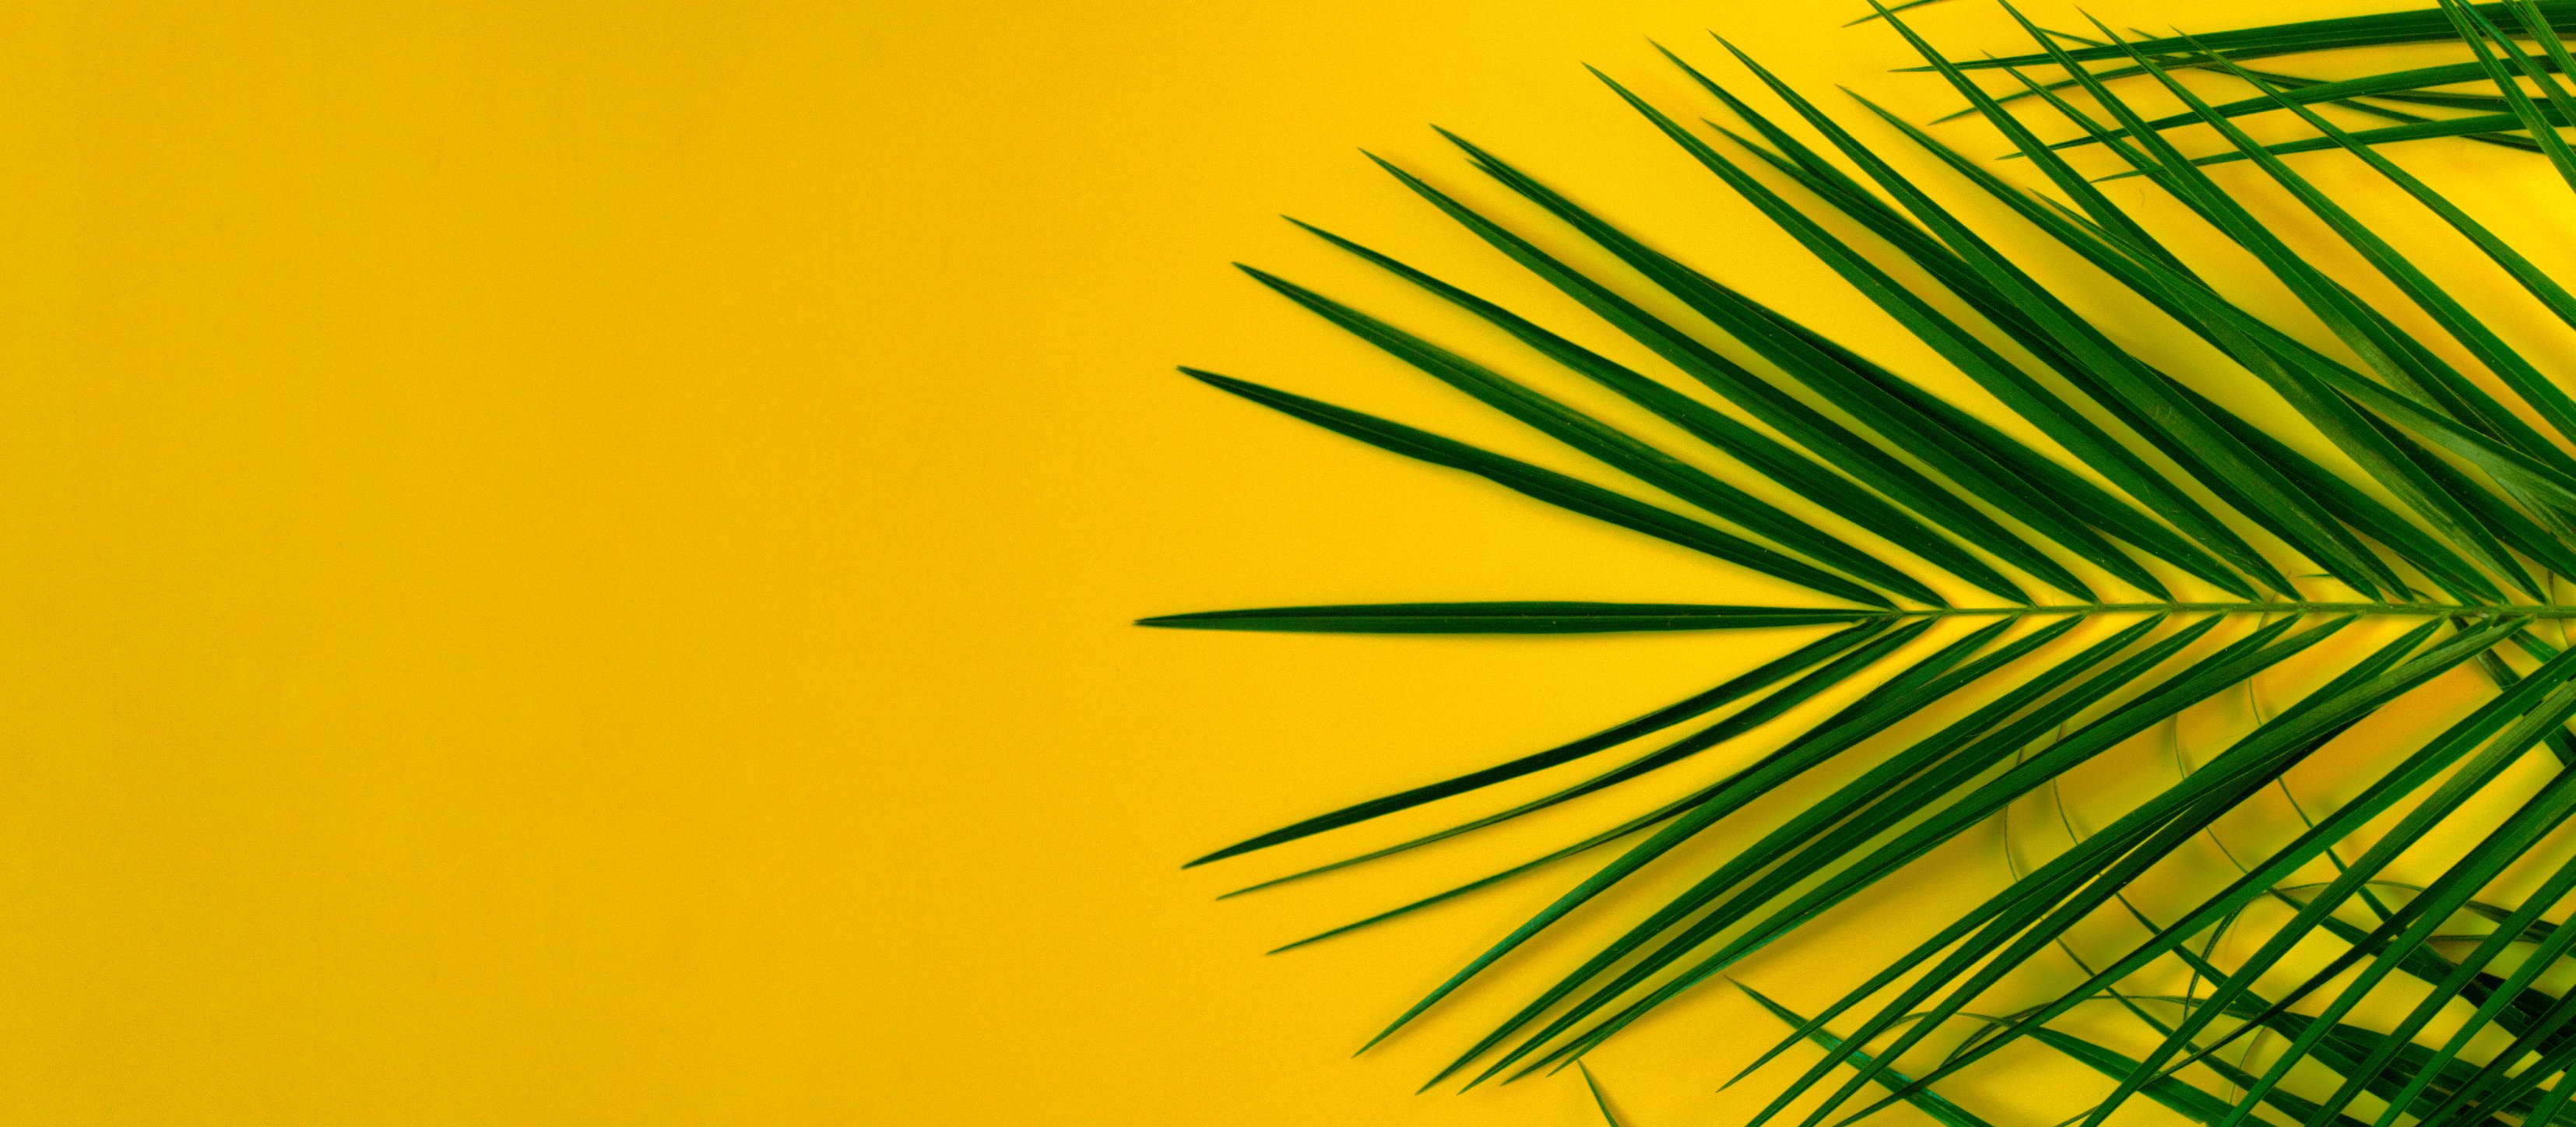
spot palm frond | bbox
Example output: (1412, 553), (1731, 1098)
(1157, 2), (2576, 1122)
(1928, 0), (2576, 162)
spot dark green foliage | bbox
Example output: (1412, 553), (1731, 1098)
(1919, 0), (2576, 161)
(1155, 2), (2576, 1122)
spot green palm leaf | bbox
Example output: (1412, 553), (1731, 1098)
(1924, 0), (2576, 161)
(1158, 2), (2576, 1123)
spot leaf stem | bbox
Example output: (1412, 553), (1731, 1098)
(1891, 602), (2576, 616)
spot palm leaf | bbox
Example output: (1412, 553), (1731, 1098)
(1924, 0), (2576, 156)
(1155, 2), (2576, 1123)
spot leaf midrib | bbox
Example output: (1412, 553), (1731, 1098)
(1893, 602), (2576, 616)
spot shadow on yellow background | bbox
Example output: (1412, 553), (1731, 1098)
(5, 0), (2565, 1123)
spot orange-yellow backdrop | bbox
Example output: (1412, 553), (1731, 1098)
(1, 0), (2557, 1123)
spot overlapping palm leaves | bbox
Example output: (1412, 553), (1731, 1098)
(1911, 0), (2576, 163)
(1152, 2), (2576, 1123)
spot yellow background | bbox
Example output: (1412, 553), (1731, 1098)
(2, 1), (2564, 1124)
